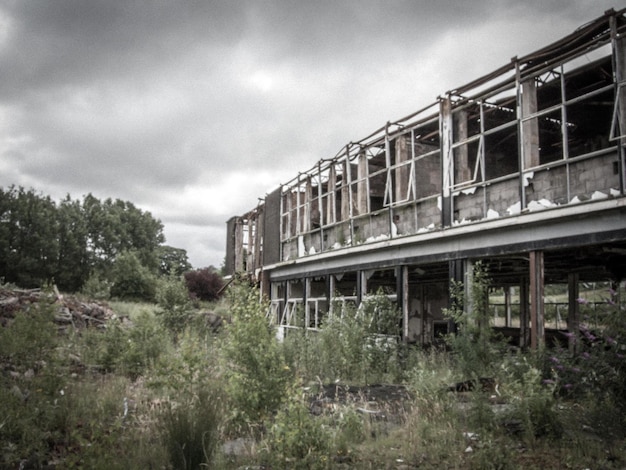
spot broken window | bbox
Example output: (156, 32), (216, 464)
(526, 54), (615, 166)
(451, 85), (519, 186)
(367, 147), (387, 212)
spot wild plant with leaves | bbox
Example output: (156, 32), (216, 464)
(220, 281), (292, 430)
(444, 261), (506, 379)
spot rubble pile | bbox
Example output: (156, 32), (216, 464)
(0, 286), (117, 330)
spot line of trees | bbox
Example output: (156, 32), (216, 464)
(0, 186), (192, 294)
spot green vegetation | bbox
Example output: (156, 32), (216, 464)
(0, 186), (227, 306)
(0, 266), (625, 468)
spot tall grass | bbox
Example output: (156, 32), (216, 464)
(1, 278), (625, 468)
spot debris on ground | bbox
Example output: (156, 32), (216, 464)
(0, 285), (120, 330)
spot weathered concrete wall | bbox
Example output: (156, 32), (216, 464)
(527, 166), (569, 205)
(569, 152), (620, 200)
(486, 178), (519, 216)
(453, 187), (485, 222)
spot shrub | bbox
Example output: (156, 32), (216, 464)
(500, 356), (563, 440)
(110, 250), (157, 302)
(220, 282), (291, 428)
(293, 292), (403, 385)
(405, 351), (463, 466)
(149, 329), (218, 396)
(121, 311), (169, 379)
(263, 383), (332, 469)
(0, 298), (59, 371)
(184, 267), (224, 302)
(545, 285), (626, 426)
(315, 301), (368, 383)
(444, 262), (507, 379)
(78, 311), (168, 379)
(155, 276), (194, 335)
(0, 300), (69, 468)
(80, 272), (112, 299)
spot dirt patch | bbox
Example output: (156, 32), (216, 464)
(309, 383), (413, 420)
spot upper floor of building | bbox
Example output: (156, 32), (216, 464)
(225, 9), (626, 279)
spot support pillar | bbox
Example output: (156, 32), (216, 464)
(260, 270), (270, 300)
(454, 110), (471, 183)
(356, 151), (368, 216)
(419, 284), (427, 344)
(505, 286), (513, 328)
(303, 277), (310, 329)
(529, 251), (545, 349)
(440, 96), (454, 227)
(303, 177), (312, 232)
(447, 259), (465, 334)
(464, 259), (475, 317)
(356, 270), (367, 306)
(341, 160), (351, 221)
(397, 266), (410, 341)
(519, 279), (530, 349)
(567, 273), (580, 354)
(326, 165), (337, 225)
(327, 274), (336, 319)
(395, 135), (411, 202)
(520, 77), (539, 210)
(234, 217), (244, 272)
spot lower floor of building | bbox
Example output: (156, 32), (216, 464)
(261, 201), (626, 350)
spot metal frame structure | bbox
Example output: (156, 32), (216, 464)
(226, 9), (626, 348)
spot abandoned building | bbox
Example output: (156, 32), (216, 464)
(225, 9), (626, 349)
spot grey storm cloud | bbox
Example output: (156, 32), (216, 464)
(0, 0), (618, 268)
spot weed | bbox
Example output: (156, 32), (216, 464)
(155, 275), (194, 336)
(263, 382), (333, 469)
(159, 387), (223, 470)
(220, 282), (292, 430)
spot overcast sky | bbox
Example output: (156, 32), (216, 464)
(0, 1), (619, 268)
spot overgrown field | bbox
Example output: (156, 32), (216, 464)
(1, 273), (625, 469)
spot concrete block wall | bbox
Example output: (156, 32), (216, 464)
(416, 197), (441, 230)
(282, 239), (298, 260)
(486, 178), (519, 216)
(569, 152), (619, 199)
(526, 165), (568, 205)
(322, 221), (351, 251)
(453, 187), (485, 222)
(415, 154), (442, 200)
(304, 230), (322, 254)
(393, 204), (417, 236)
(353, 211), (389, 242)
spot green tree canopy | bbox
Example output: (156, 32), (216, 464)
(157, 245), (192, 277)
(0, 187), (58, 287)
(0, 186), (176, 292)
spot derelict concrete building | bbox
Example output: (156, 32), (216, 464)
(225, 9), (626, 349)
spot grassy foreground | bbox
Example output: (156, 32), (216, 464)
(0, 277), (624, 469)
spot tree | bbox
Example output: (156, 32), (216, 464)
(0, 186), (174, 293)
(112, 199), (164, 271)
(109, 250), (157, 301)
(184, 267), (224, 302)
(0, 186), (13, 281)
(83, 195), (165, 278)
(157, 245), (192, 277)
(0, 187), (58, 287)
(55, 196), (89, 292)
